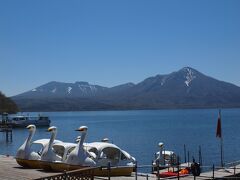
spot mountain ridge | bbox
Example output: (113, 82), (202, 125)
(12, 67), (240, 111)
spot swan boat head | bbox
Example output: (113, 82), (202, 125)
(76, 126), (88, 132)
(16, 124), (40, 160)
(156, 142), (164, 165)
(65, 126), (96, 166)
(40, 126), (62, 162)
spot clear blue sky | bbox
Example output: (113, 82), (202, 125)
(1, 0), (240, 96)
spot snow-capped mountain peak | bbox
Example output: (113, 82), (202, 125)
(78, 84), (97, 92)
(160, 76), (168, 86)
(184, 67), (196, 87)
(67, 87), (72, 94)
(51, 88), (57, 93)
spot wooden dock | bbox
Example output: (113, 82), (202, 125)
(1, 155), (240, 180)
(0, 155), (59, 180)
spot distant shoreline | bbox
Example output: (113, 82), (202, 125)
(14, 106), (240, 113)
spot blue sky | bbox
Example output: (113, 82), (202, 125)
(1, 0), (240, 96)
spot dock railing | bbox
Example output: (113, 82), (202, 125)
(138, 163), (240, 180)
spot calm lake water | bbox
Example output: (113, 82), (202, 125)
(1, 108), (240, 170)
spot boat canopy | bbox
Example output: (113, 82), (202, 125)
(154, 150), (177, 165)
(52, 142), (77, 160)
(33, 139), (62, 147)
(86, 142), (120, 152)
(85, 142), (135, 164)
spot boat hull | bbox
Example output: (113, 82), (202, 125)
(50, 162), (90, 172)
(67, 164), (90, 171)
(16, 159), (134, 176)
(39, 161), (53, 171)
(16, 158), (41, 169)
(50, 162), (133, 176)
(0, 121), (50, 128)
(12, 120), (50, 128)
(50, 162), (72, 172)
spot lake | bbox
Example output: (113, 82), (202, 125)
(1, 108), (240, 171)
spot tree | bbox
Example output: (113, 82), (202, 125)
(0, 91), (19, 114)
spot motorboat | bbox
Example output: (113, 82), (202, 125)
(1, 113), (50, 128)
(11, 115), (50, 127)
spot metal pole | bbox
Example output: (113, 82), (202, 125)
(234, 166), (236, 175)
(64, 170), (67, 180)
(212, 164), (215, 179)
(184, 144), (186, 163)
(218, 109), (224, 167)
(151, 160), (154, 173)
(146, 174), (148, 180)
(198, 145), (201, 166)
(220, 137), (224, 167)
(10, 130), (12, 142)
(108, 161), (111, 180)
(163, 148), (165, 166)
(177, 156), (180, 180)
(156, 160), (160, 180)
(6, 131), (8, 142)
(135, 161), (138, 180)
(187, 151), (190, 166)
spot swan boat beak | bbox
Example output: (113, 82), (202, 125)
(75, 126), (88, 132)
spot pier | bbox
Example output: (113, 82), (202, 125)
(1, 155), (240, 180)
(0, 113), (13, 142)
(0, 155), (59, 180)
(0, 124), (12, 142)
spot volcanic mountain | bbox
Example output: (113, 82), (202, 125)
(12, 67), (240, 111)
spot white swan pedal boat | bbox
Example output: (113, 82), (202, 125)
(16, 125), (136, 176)
(15, 125), (61, 169)
(86, 141), (136, 176)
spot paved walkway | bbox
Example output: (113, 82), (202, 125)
(1, 155), (240, 180)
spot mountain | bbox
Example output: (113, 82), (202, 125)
(111, 67), (240, 108)
(0, 91), (18, 113)
(15, 81), (108, 98)
(12, 67), (240, 111)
